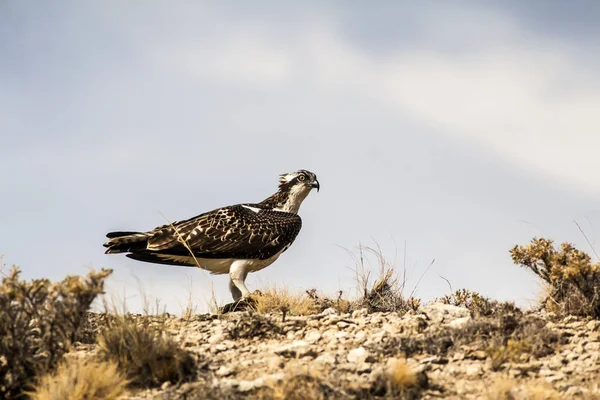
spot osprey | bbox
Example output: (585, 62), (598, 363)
(103, 170), (319, 301)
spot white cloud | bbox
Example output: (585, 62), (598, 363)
(156, 5), (600, 196)
(163, 35), (293, 86)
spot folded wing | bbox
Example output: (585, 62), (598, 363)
(135, 205), (302, 261)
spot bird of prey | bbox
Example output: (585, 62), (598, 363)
(103, 170), (319, 301)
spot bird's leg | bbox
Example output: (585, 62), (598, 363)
(229, 261), (250, 301)
(229, 278), (243, 302)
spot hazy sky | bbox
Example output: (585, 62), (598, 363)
(2, 1), (600, 313)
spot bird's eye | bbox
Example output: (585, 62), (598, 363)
(298, 175), (305, 181)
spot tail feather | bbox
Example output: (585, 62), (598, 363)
(106, 231), (142, 239)
(104, 231), (150, 254)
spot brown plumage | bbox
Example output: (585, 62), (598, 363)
(104, 170), (319, 300)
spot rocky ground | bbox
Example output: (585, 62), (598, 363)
(75, 302), (600, 399)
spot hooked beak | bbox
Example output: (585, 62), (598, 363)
(311, 180), (320, 192)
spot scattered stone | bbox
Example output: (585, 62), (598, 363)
(304, 330), (322, 344)
(347, 347), (369, 364)
(421, 302), (471, 324)
(274, 340), (314, 358)
(216, 365), (234, 377)
(73, 306), (600, 400)
(448, 316), (472, 329)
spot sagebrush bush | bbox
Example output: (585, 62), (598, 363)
(97, 314), (196, 387)
(0, 267), (111, 399)
(30, 357), (127, 400)
(511, 238), (600, 318)
(438, 289), (520, 317)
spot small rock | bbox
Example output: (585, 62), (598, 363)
(357, 363), (372, 374)
(348, 347), (370, 364)
(304, 330), (322, 344)
(565, 386), (583, 397)
(352, 308), (368, 318)
(469, 350), (488, 360)
(544, 372), (566, 383)
(216, 366), (234, 377)
(266, 356), (284, 370)
(420, 302), (471, 324)
(315, 352), (337, 365)
(464, 363), (483, 377)
(207, 330), (225, 344)
(274, 340), (314, 358)
(337, 321), (350, 329)
(354, 330), (367, 342)
(448, 316), (472, 329)
(213, 343), (228, 353)
(586, 320), (600, 332)
(585, 342), (600, 352)
(237, 378), (264, 393)
(321, 307), (338, 316)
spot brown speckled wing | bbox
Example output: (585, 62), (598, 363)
(145, 205), (302, 260)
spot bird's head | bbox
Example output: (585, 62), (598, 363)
(278, 169), (320, 193)
(260, 169), (319, 213)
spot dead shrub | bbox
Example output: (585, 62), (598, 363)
(306, 289), (352, 314)
(97, 314), (196, 388)
(29, 357), (127, 400)
(356, 268), (421, 314)
(369, 358), (428, 400)
(348, 245), (423, 315)
(0, 267), (111, 399)
(511, 238), (600, 318)
(437, 289), (520, 317)
(226, 312), (284, 340)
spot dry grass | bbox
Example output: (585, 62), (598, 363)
(486, 377), (561, 400)
(29, 357), (128, 400)
(0, 267), (111, 398)
(388, 357), (418, 392)
(368, 357), (427, 399)
(96, 314), (196, 388)
(265, 374), (331, 400)
(253, 371), (341, 400)
(350, 245), (423, 314)
(253, 286), (320, 316)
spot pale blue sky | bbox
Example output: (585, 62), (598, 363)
(2, 1), (600, 312)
